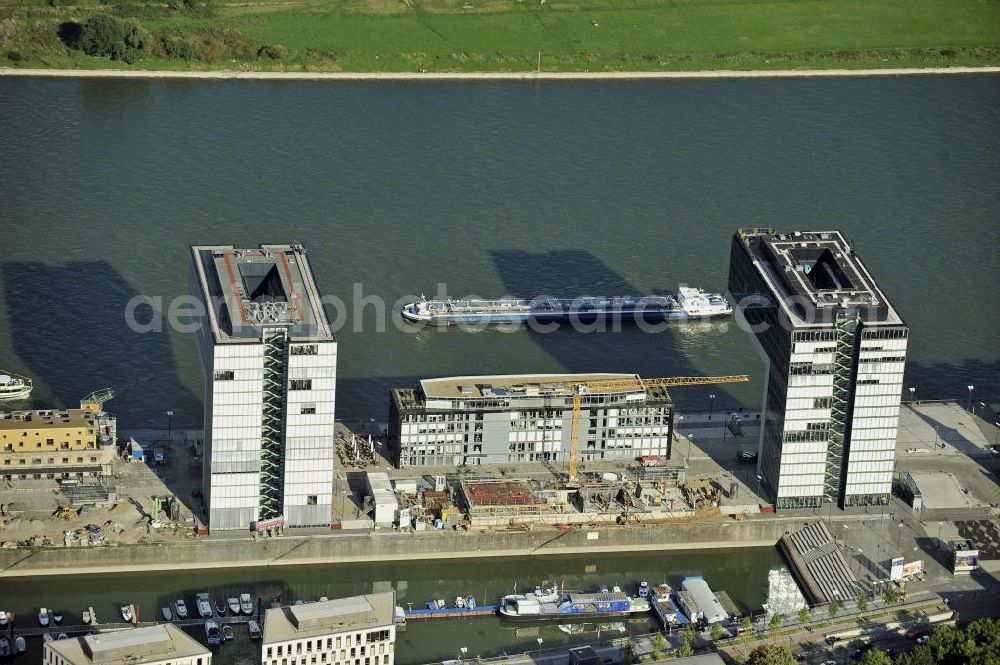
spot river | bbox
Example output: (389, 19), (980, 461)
(0, 548), (783, 663)
(0, 76), (998, 430)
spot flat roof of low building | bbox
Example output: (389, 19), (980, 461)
(190, 243), (334, 344)
(45, 624), (210, 665)
(420, 373), (641, 399)
(263, 592), (394, 644)
(734, 229), (903, 326)
(0, 406), (96, 431)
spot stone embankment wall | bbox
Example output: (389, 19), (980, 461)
(0, 518), (795, 577)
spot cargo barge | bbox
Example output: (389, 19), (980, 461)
(499, 585), (650, 622)
(401, 286), (731, 326)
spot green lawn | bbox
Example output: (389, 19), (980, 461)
(2, 0), (999, 72)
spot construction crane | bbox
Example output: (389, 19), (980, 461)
(566, 374), (750, 482)
(80, 388), (115, 412)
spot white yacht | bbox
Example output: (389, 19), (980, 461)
(0, 372), (32, 401)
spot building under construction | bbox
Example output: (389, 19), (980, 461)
(389, 373), (674, 468)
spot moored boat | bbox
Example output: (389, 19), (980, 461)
(38, 608), (49, 627)
(196, 593), (213, 619)
(175, 598), (188, 619)
(0, 610), (8, 627)
(500, 583), (650, 622)
(215, 599), (227, 616)
(222, 624), (235, 641)
(14, 635), (26, 655)
(638, 581), (650, 599)
(247, 620), (262, 640)
(161, 607), (173, 621)
(239, 594), (254, 615)
(228, 597), (241, 615)
(42, 633), (53, 644)
(205, 620), (222, 647)
(120, 604), (134, 623)
(0, 637), (10, 658)
(0, 372), (32, 401)
(52, 610), (64, 624)
(82, 609), (92, 625)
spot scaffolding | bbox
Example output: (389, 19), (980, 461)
(259, 327), (288, 520)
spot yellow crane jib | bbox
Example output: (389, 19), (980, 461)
(566, 374), (750, 482)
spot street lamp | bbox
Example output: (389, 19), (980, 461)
(934, 425), (942, 450)
(166, 410), (174, 440)
(897, 522), (904, 548)
(967, 385), (975, 412)
(709, 394), (716, 421)
(937, 521), (944, 551)
(756, 473), (763, 500)
(687, 434), (694, 466)
(536, 637), (543, 656)
(908, 387), (916, 404)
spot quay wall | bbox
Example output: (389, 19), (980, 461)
(0, 518), (795, 577)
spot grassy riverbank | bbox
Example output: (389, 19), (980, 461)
(1, 0), (999, 74)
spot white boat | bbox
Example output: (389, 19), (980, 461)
(205, 620), (222, 646)
(175, 598), (188, 619)
(0, 372), (32, 401)
(53, 610), (64, 624)
(239, 593), (253, 615)
(196, 593), (213, 619)
(638, 581), (650, 599)
(42, 633), (54, 643)
(227, 597), (241, 615)
(87, 606), (98, 625)
(161, 607), (173, 621)
(455, 596), (465, 608)
(0, 637), (10, 658)
(222, 624), (235, 641)
(82, 609), (92, 625)
(0, 610), (7, 627)
(14, 636), (26, 654)
(57, 633), (68, 640)
(120, 604), (134, 623)
(39, 607), (49, 627)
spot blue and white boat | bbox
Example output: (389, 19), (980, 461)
(401, 286), (731, 326)
(499, 583), (650, 622)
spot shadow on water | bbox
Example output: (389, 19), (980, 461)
(0, 260), (202, 438)
(486, 248), (744, 398)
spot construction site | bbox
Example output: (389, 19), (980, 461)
(369, 463), (734, 532)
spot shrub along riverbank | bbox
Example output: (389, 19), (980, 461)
(1, 0), (998, 73)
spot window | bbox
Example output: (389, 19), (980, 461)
(301, 404), (317, 415)
(214, 370), (235, 381)
(290, 379), (312, 391)
(290, 344), (318, 355)
(307, 495), (317, 505)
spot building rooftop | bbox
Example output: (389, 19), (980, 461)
(46, 624), (210, 665)
(190, 243), (334, 344)
(0, 406), (97, 431)
(420, 373), (643, 399)
(735, 229), (903, 326)
(263, 592), (394, 644)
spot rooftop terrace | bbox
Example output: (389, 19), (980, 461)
(190, 243), (334, 343)
(735, 229), (903, 326)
